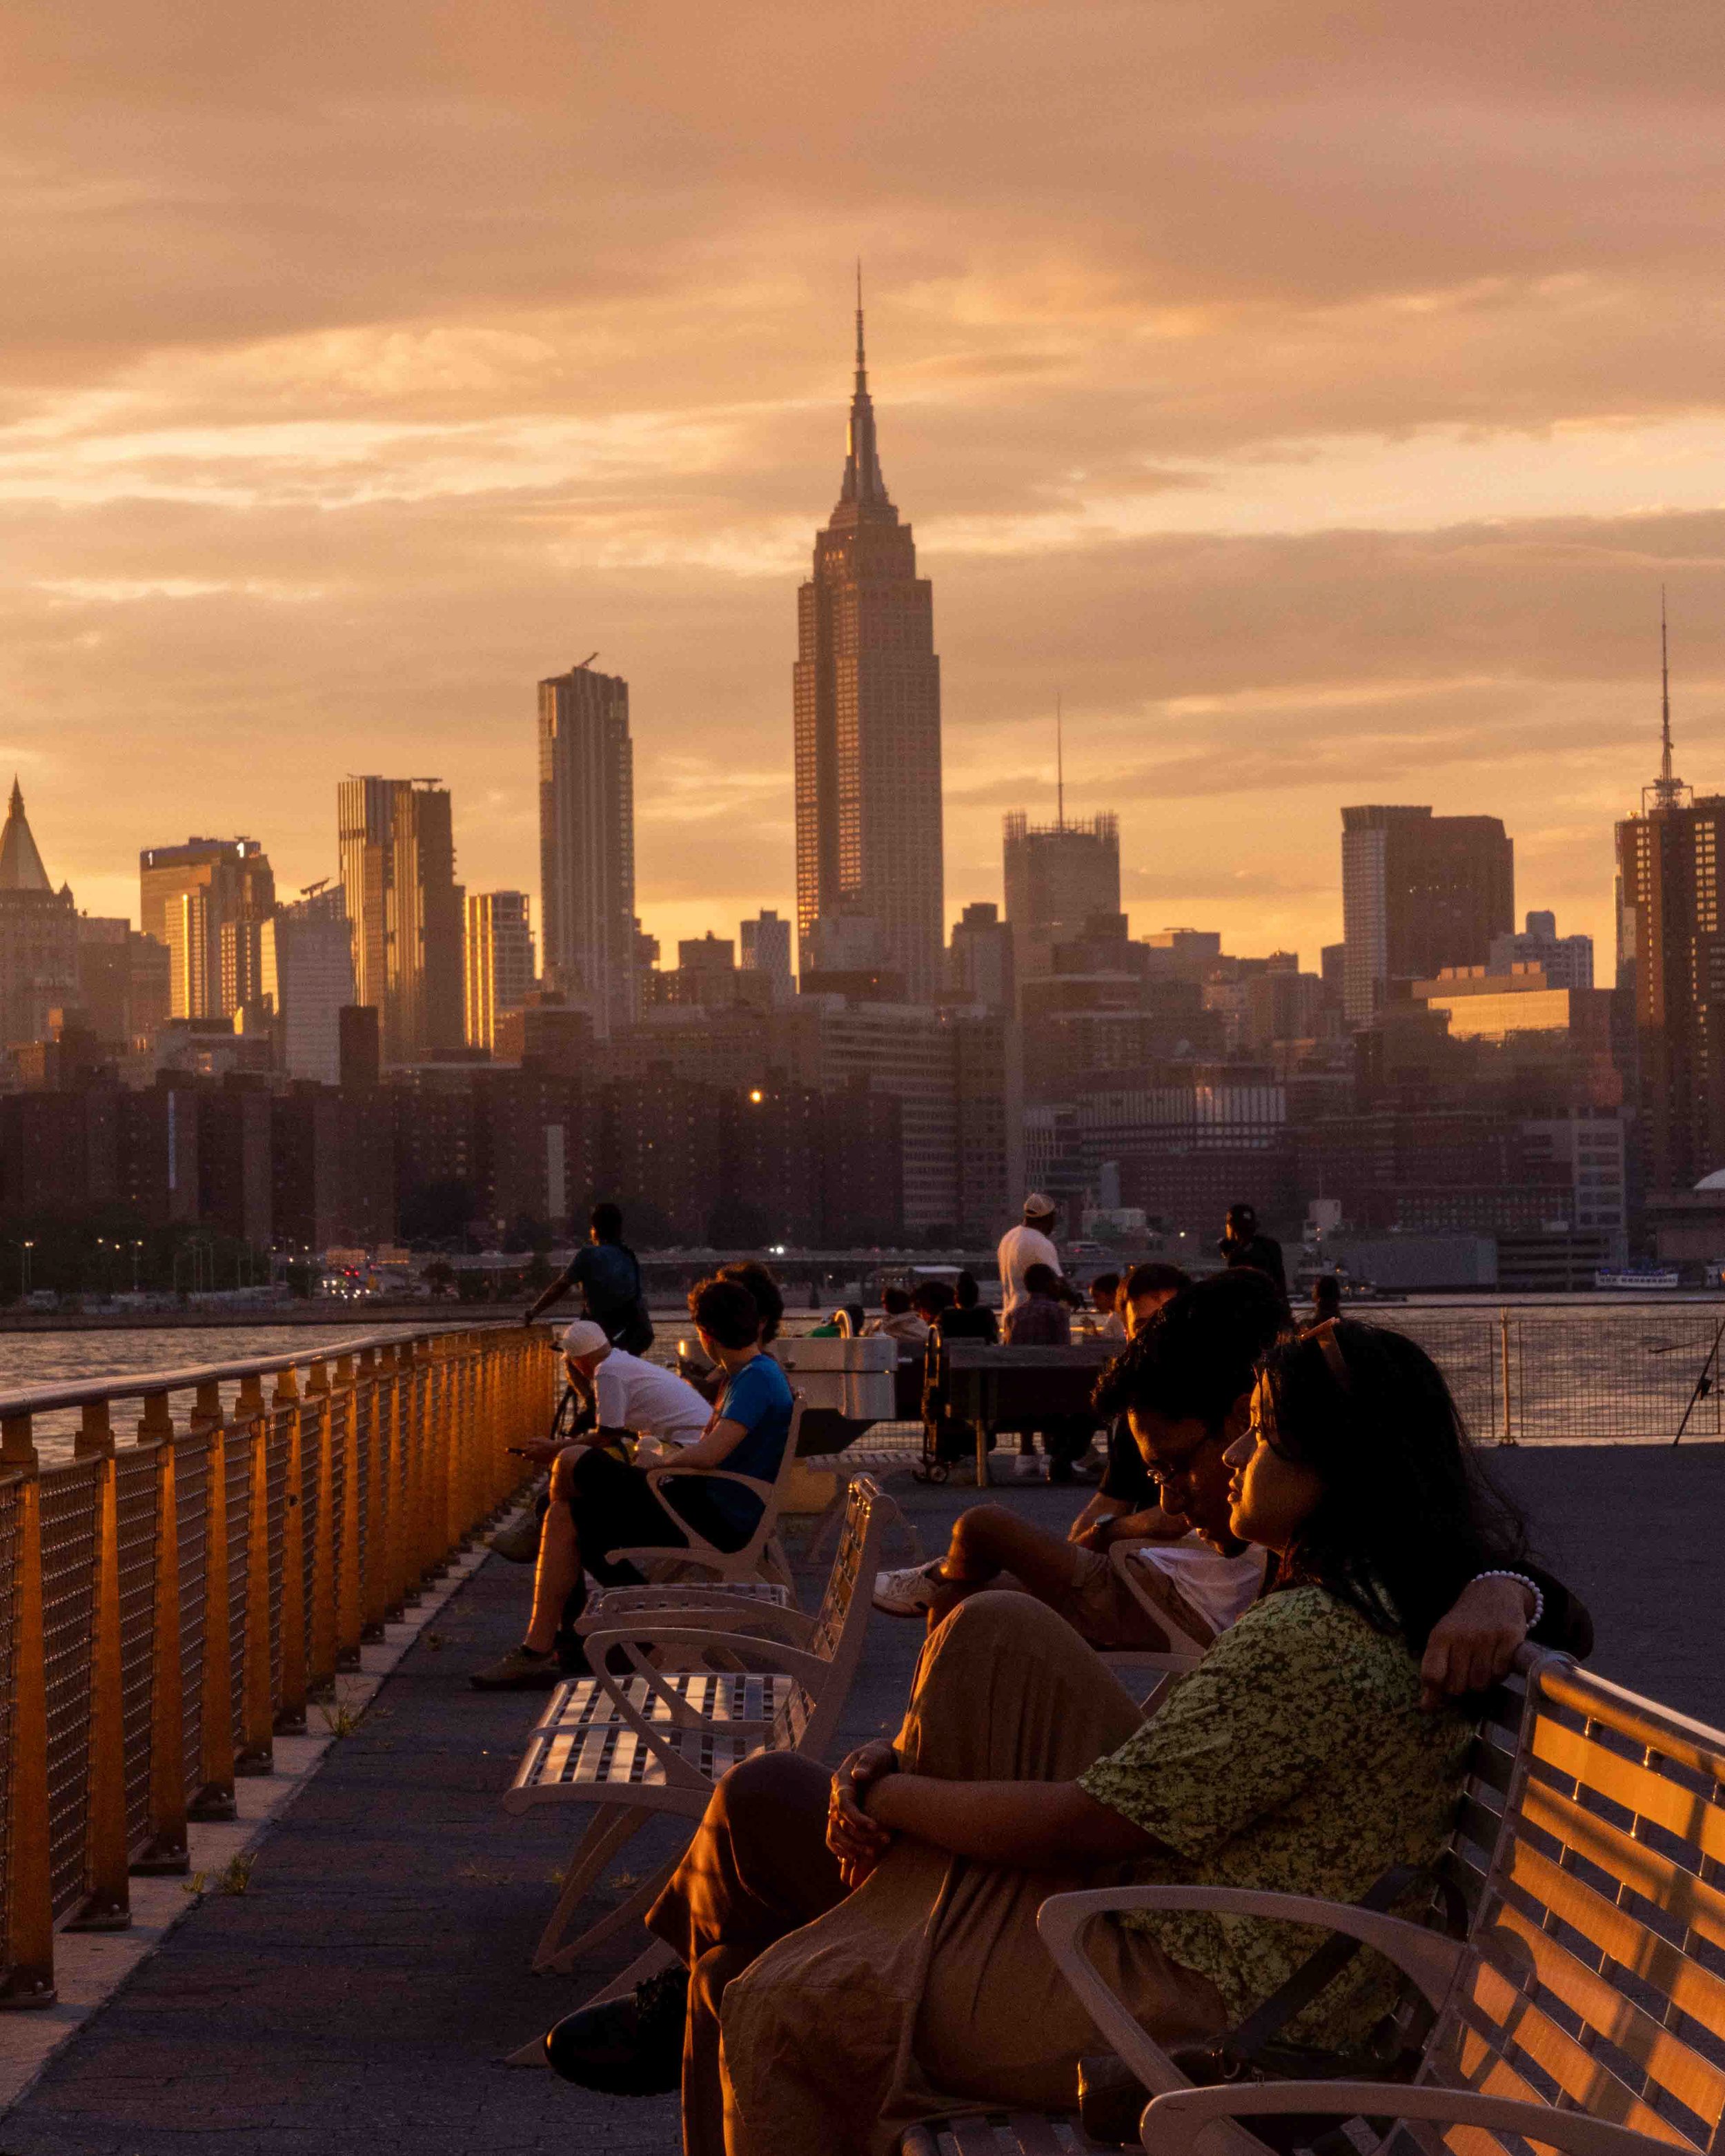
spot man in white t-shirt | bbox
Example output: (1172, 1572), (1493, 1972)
(997, 1194), (1067, 1318)
(996, 1194), (1087, 1481)
(472, 1321), (713, 1690)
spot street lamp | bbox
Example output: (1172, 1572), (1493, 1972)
(21, 1240), (34, 1296)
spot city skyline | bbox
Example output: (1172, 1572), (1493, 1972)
(6, 8), (1725, 971)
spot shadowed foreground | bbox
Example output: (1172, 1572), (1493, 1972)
(3, 1444), (1722, 2156)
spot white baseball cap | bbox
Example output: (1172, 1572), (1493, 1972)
(560, 1320), (611, 1359)
(1023, 1193), (1056, 1219)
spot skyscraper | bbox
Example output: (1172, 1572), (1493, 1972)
(464, 891), (536, 1052)
(337, 778), (464, 1063)
(740, 909), (793, 1001)
(1002, 810), (1121, 985)
(262, 883), (355, 1085)
(1616, 611), (1725, 1192)
(947, 900), (1016, 1012)
(538, 660), (637, 1038)
(793, 284), (943, 1002)
(0, 780), (77, 1049)
(139, 836), (275, 1022)
(1340, 804), (1514, 1027)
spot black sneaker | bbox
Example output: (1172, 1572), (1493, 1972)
(544, 1963), (689, 2096)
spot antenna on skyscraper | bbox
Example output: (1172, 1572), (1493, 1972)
(854, 259), (867, 389)
(1056, 693), (1065, 828)
(1650, 588), (1688, 811)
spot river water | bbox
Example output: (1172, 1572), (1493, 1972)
(6, 1296), (1721, 1466)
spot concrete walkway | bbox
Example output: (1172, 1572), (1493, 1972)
(4, 1444), (1723, 2155)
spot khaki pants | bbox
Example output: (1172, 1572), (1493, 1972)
(647, 1589), (1225, 2156)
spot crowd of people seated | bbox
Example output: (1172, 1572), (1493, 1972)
(517, 1208), (1590, 2156)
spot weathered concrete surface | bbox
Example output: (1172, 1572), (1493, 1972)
(3, 1445), (1721, 2156)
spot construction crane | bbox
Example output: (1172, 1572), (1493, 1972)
(575, 651), (598, 670)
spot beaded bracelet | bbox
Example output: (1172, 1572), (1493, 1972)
(1475, 1569), (1544, 1631)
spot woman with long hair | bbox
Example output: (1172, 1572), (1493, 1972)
(550, 1319), (1584, 2156)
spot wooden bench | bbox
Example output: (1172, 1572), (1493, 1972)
(922, 1339), (1116, 1487)
(903, 1648), (1725, 2155)
(503, 1472), (887, 1981)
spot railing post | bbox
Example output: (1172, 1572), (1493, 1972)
(0, 1419), (56, 2008)
(334, 1356), (362, 1670)
(235, 1375), (273, 1776)
(1499, 1306), (1515, 1445)
(189, 1387), (236, 1821)
(272, 1367), (307, 1735)
(66, 1406), (129, 1932)
(359, 1350), (390, 1641)
(305, 1362), (337, 1699)
(379, 1346), (402, 1614)
(132, 1390), (188, 1875)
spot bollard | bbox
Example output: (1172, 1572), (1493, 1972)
(235, 1376), (274, 1776)
(66, 1406), (130, 1933)
(273, 1367), (308, 1736)
(0, 1420), (57, 2007)
(132, 1391), (188, 1875)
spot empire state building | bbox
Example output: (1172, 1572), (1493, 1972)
(793, 290), (944, 1001)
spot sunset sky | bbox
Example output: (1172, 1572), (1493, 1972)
(5, 1), (1724, 980)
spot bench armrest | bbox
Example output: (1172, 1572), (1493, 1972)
(1138, 2081), (1677, 2156)
(604, 1465), (776, 1573)
(580, 1624), (829, 1723)
(575, 1597), (815, 1647)
(1036, 1885), (1467, 2099)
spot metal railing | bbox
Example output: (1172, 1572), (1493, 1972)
(1369, 1307), (1725, 1445)
(0, 1325), (553, 2009)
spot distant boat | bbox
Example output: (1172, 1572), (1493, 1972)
(1595, 1266), (1682, 1290)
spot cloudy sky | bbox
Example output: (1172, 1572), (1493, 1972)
(5, 1), (1724, 978)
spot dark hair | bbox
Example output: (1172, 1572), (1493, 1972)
(911, 1279), (955, 1318)
(591, 1201), (624, 1241)
(1227, 1203), (1256, 1229)
(1310, 1275), (1342, 1323)
(1090, 1272), (1121, 1303)
(688, 1275), (761, 1351)
(1124, 1261), (1191, 1302)
(881, 1285), (912, 1315)
(1093, 1269), (1283, 1428)
(1259, 1320), (1528, 1655)
(719, 1259), (784, 1345)
(1023, 1263), (1060, 1298)
(954, 1270), (980, 1309)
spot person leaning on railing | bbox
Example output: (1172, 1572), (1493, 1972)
(544, 1318), (1590, 2156)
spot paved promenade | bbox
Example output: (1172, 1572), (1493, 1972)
(4, 1443), (1723, 2155)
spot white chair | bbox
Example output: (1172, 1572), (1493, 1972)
(602, 1394), (804, 1595)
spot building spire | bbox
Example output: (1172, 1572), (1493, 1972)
(836, 268), (891, 516)
(855, 259), (867, 390)
(1651, 586), (1689, 810)
(0, 773), (52, 893)
(1056, 693), (1065, 828)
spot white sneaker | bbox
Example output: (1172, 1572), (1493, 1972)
(873, 1561), (949, 1616)
(1010, 1452), (1045, 1483)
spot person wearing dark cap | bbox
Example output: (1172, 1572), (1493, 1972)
(1219, 1200), (1288, 1310)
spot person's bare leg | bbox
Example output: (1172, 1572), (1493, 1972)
(925, 1504), (1085, 1628)
(524, 1462), (584, 1652)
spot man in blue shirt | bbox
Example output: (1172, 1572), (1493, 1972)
(478, 1275), (793, 1684)
(525, 1201), (653, 1352)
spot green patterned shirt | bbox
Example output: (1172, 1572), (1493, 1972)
(1078, 1581), (1469, 2047)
